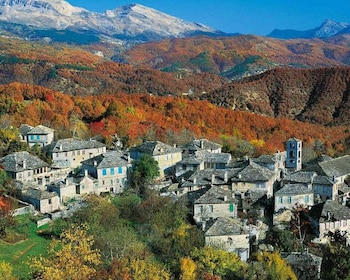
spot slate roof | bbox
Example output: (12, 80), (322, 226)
(283, 171), (317, 184)
(242, 189), (267, 210)
(81, 150), (129, 168)
(182, 168), (240, 188)
(253, 155), (276, 165)
(287, 137), (302, 142)
(22, 188), (57, 200)
(50, 138), (106, 152)
(130, 141), (181, 156)
(205, 217), (245, 236)
(184, 138), (222, 152)
(179, 151), (231, 165)
(231, 161), (274, 182)
(19, 124), (33, 136)
(319, 155), (350, 178)
(0, 151), (49, 172)
(201, 151), (231, 164)
(195, 186), (237, 204)
(27, 125), (54, 135)
(309, 200), (350, 223)
(275, 183), (313, 195)
(283, 252), (322, 267)
(313, 175), (334, 185)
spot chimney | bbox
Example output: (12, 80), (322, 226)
(200, 140), (204, 149)
(84, 169), (88, 177)
(193, 177), (197, 184)
(201, 221), (206, 231)
(22, 159), (26, 169)
(223, 195), (227, 201)
(65, 178), (69, 186)
(211, 174), (215, 184)
(224, 171), (228, 182)
(93, 161), (97, 166)
(238, 173), (242, 179)
(59, 144), (63, 151)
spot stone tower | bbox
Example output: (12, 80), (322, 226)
(286, 137), (302, 171)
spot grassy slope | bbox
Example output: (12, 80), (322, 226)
(0, 215), (50, 279)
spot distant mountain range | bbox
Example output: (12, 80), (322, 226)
(267, 19), (350, 39)
(0, 0), (349, 44)
(0, 0), (223, 43)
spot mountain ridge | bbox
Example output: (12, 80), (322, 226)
(0, 0), (221, 41)
(268, 19), (350, 39)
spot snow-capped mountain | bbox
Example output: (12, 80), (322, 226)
(0, 0), (221, 40)
(268, 19), (350, 39)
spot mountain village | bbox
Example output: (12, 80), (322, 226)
(2, 123), (350, 279)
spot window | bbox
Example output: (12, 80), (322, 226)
(110, 179), (113, 185)
(48, 199), (52, 204)
(118, 167), (123, 174)
(287, 196), (292, 204)
(229, 204), (235, 213)
(209, 205), (213, 213)
(278, 196), (283, 203)
(102, 169), (107, 176)
(199, 206), (203, 213)
(110, 168), (115, 175)
(36, 135), (40, 140)
(305, 195), (309, 203)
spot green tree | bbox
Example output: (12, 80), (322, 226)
(321, 231), (350, 280)
(130, 154), (160, 197)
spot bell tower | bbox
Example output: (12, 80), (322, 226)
(286, 137), (302, 171)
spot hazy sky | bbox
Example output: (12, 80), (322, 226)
(67, 1), (350, 35)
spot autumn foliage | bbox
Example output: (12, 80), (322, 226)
(1, 81), (350, 155)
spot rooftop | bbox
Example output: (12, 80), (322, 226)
(0, 151), (49, 172)
(130, 141), (181, 156)
(81, 150), (129, 168)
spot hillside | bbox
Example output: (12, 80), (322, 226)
(1, 82), (350, 157)
(200, 67), (350, 125)
(119, 35), (350, 79)
(0, 37), (228, 96)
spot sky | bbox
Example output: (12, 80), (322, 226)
(67, 1), (350, 36)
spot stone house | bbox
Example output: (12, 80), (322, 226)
(47, 177), (80, 203)
(318, 155), (350, 185)
(193, 186), (237, 224)
(175, 151), (231, 179)
(81, 150), (130, 194)
(309, 200), (350, 244)
(274, 183), (314, 212)
(204, 217), (251, 261)
(0, 151), (51, 187)
(179, 168), (240, 194)
(130, 141), (182, 178)
(182, 138), (222, 156)
(231, 161), (276, 197)
(313, 175), (337, 202)
(19, 124), (55, 147)
(21, 187), (59, 214)
(46, 138), (106, 169)
(253, 151), (286, 180)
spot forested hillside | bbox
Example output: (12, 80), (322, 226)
(1, 82), (349, 157)
(118, 35), (350, 79)
(0, 37), (227, 96)
(201, 67), (350, 125)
